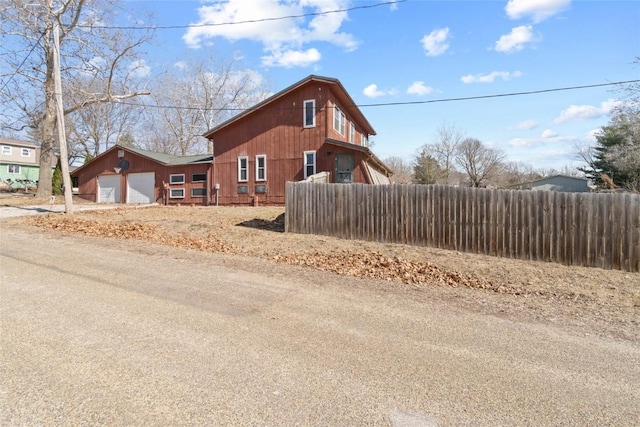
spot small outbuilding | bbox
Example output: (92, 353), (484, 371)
(72, 146), (214, 205)
(513, 174), (591, 193)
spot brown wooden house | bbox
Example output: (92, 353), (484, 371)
(204, 74), (392, 205)
(73, 75), (391, 206)
(72, 145), (214, 205)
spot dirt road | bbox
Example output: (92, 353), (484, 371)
(1, 225), (639, 426)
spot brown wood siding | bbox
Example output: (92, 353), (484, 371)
(209, 81), (374, 205)
(74, 148), (212, 205)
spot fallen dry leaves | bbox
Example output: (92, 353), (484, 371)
(27, 214), (522, 294)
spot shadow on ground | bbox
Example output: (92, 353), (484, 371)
(237, 213), (285, 233)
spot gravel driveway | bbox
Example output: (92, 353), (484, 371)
(1, 224), (639, 426)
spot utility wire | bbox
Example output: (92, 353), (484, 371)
(110, 80), (639, 113)
(78, 0), (405, 30)
(0, 32), (45, 93)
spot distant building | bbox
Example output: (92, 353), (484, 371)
(0, 137), (54, 184)
(512, 174), (591, 193)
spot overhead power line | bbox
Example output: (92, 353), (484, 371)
(79, 0), (406, 30)
(110, 80), (639, 113)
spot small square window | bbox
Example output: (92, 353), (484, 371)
(2, 146), (11, 155)
(192, 173), (207, 182)
(21, 148), (30, 157)
(169, 174), (185, 184)
(170, 188), (185, 198)
(237, 185), (249, 194)
(191, 188), (206, 197)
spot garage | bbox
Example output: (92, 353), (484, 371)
(127, 172), (155, 204)
(98, 175), (121, 203)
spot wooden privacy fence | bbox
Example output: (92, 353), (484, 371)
(285, 182), (640, 272)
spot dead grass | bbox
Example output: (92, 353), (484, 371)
(4, 201), (639, 341)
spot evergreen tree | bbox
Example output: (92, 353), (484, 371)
(413, 148), (444, 184)
(51, 160), (63, 196)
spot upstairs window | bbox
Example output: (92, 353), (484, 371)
(303, 99), (315, 128)
(361, 134), (369, 147)
(2, 146), (11, 155)
(255, 154), (266, 181)
(238, 156), (249, 182)
(349, 123), (355, 143)
(333, 106), (345, 136)
(303, 151), (316, 179)
(21, 148), (30, 156)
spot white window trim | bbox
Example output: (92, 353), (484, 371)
(361, 134), (368, 147)
(333, 106), (345, 136)
(191, 188), (206, 198)
(238, 156), (249, 182)
(7, 164), (20, 174)
(2, 146), (11, 155)
(21, 148), (30, 157)
(255, 154), (267, 182)
(303, 150), (316, 179)
(169, 173), (185, 184)
(169, 188), (185, 199)
(303, 99), (316, 128)
(349, 123), (355, 143)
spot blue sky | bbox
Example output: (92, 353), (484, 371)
(129, 0), (638, 171)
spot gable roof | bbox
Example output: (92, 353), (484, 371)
(531, 174), (588, 184)
(71, 145), (212, 175)
(123, 146), (212, 166)
(203, 75), (376, 138)
(0, 137), (40, 148)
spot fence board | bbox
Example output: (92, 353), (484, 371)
(285, 182), (640, 272)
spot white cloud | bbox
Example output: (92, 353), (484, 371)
(517, 119), (539, 130)
(508, 138), (534, 147)
(183, 0), (357, 68)
(495, 25), (539, 53)
(506, 0), (571, 23)
(262, 48), (321, 68)
(541, 129), (558, 138)
(461, 70), (522, 84)
(129, 59), (151, 78)
(363, 84), (388, 98)
(406, 81), (433, 96)
(421, 27), (450, 57)
(554, 99), (622, 124)
(173, 61), (189, 72)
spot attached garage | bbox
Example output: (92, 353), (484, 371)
(127, 172), (155, 204)
(98, 175), (121, 203)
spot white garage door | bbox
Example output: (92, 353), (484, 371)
(127, 172), (155, 204)
(98, 175), (121, 203)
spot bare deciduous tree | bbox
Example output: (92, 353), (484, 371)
(144, 57), (270, 155)
(383, 156), (413, 184)
(430, 122), (465, 184)
(455, 138), (505, 187)
(0, 0), (152, 197)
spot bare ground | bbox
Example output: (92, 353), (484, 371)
(2, 197), (638, 342)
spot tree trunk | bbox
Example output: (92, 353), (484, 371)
(36, 27), (56, 199)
